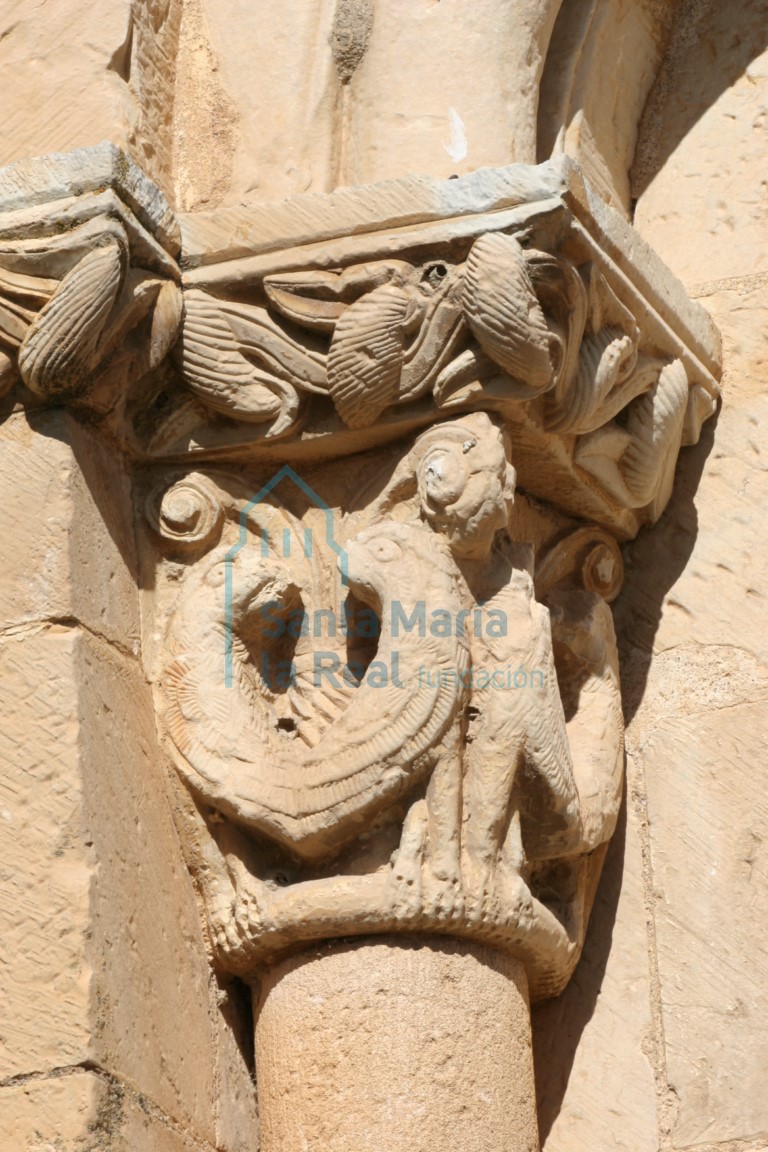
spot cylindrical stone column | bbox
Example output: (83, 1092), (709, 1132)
(255, 936), (539, 1152)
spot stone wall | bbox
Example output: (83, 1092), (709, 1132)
(534, 3), (768, 1150)
(0, 2), (766, 1151)
(0, 413), (259, 1149)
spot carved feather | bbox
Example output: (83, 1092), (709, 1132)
(574, 360), (689, 510)
(0, 297), (36, 348)
(0, 266), (57, 308)
(462, 232), (554, 390)
(161, 524), (467, 860)
(620, 358), (689, 507)
(177, 290), (284, 422)
(327, 283), (410, 428)
(18, 238), (124, 396)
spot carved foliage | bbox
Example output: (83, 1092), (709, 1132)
(0, 212), (182, 407)
(164, 230), (714, 530)
(0, 162), (716, 538)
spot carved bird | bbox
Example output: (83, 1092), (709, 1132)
(162, 522), (469, 861)
(265, 259), (467, 429)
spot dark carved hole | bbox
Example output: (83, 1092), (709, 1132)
(218, 976), (255, 1081)
(344, 591), (380, 682)
(464, 703), (480, 742)
(424, 262), (449, 288)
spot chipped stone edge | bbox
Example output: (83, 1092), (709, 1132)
(0, 144), (721, 382)
(0, 142), (180, 256)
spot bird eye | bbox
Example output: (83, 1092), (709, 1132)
(424, 262), (449, 288)
(373, 538), (401, 563)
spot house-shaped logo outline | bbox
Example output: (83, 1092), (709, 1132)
(224, 465), (348, 687)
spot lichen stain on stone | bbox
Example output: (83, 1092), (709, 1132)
(331, 0), (375, 85)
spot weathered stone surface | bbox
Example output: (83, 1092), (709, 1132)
(532, 798), (658, 1152)
(0, 630), (93, 1078)
(180, 0), (562, 203)
(117, 1094), (220, 1152)
(688, 277), (768, 403)
(0, 623), (258, 1146)
(617, 394), (768, 667)
(539, 0), (675, 215)
(0, 1070), (223, 1152)
(0, 141), (180, 252)
(0, 412), (140, 648)
(342, 0), (561, 184)
(625, 13), (768, 1132)
(256, 938), (539, 1152)
(130, 0), (184, 202)
(615, 386), (768, 1148)
(186, 0), (334, 206)
(636, 684), (768, 1147)
(633, 0), (768, 287)
(618, 394), (768, 1144)
(0, 1), (136, 169)
(0, 1072), (104, 1150)
(75, 631), (218, 1139)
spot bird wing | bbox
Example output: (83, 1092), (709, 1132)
(462, 232), (554, 390)
(18, 238), (124, 396)
(326, 283), (409, 428)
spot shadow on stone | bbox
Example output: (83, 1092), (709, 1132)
(531, 783), (627, 1144)
(633, 0), (768, 198)
(531, 401), (719, 1142)
(615, 399), (719, 727)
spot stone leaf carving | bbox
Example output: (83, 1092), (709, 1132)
(156, 414), (625, 999)
(156, 181), (717, 538)
(174, 289), (326, 434)
(574, 357), (693, 515)
(171, 233), (562, 441)
(0, 147), (181, 410)
(0, 147), (718, 543)
(0, 216), (182, 408)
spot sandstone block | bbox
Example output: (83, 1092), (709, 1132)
(532, 799), (658, 1152)
(0, 411), (140, 647)
(0, 1), (135, 170)
(641, 691), (768, 1147)
(0, 629), (93, 1078)
(0, 624), (257, 1146)
(0, 1071), (104, 1151)
(634, 0), (768, 286)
